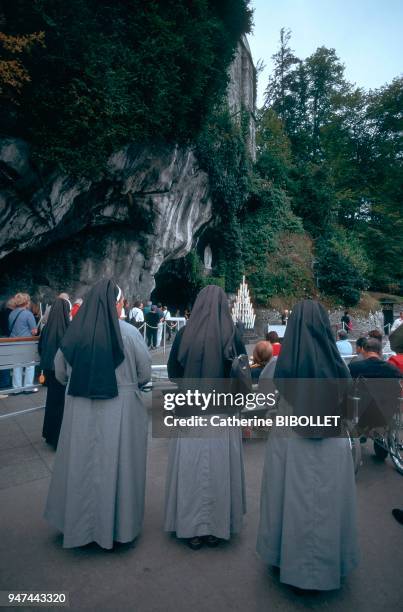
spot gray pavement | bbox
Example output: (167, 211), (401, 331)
(1, 365), (403, 611)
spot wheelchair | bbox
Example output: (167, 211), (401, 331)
(345, 380), (403, 476)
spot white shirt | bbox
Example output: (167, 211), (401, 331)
(390, 317), (403, 333)
(129, 307), (144, 323)
(163, 309), (171, 320)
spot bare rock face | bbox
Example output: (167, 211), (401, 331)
(227, 36), (256, 160)
(0, 141), (211, 300)
(0, 40), (255, 302)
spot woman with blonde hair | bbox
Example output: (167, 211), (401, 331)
(8, 293), (38, 393)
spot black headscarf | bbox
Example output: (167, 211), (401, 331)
(177, 285), (236, 378)
(39, 298), (70, 371)
(390, 324), (403, 353)
(60, 279), (124, 399)
(274, 300), (351, 436)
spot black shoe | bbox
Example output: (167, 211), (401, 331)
(187, 537), (203, 550)
(292, 586), (319, 595)
(24, 388), (39, 394)
(392, 509), (403, 525)
(204, 535), (220, 548)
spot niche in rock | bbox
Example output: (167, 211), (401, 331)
(151, 256), (201, 313)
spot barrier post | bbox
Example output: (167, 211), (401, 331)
(163, 321), (166, 354)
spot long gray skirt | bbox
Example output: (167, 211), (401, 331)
(44, 385), (148, 549)
(256, 433), (359, 590)
(164, 425), (246, 540)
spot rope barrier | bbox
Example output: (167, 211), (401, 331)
(130, 321), (178, 330)
(127, 320), (183, 353)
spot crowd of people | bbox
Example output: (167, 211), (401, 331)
(1, 282), (402, 593)
(121, 300), (187, 349)
(0, 292), (83, 395)
(335, 323), (403, 376)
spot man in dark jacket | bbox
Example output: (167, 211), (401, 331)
(349, 338), (401, 380)
(145, 306), (160, 349)
(349, 337), (401, 433)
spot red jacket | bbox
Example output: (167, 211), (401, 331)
(388, 354), (403, 374)
(71, 303), (80, 318)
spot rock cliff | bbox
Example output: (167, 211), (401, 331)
(0, 40), (255, 302)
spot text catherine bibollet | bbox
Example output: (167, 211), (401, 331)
(162, 390), (341, 428)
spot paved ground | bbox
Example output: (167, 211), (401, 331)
(1, 350), (403, 612)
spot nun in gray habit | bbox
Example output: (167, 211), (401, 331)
(164, 285), (247, 549)
(257, 300), (359, 590)
(44, 280), (151, 549)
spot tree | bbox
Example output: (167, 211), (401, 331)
(1, 0), (252, 174)
(257, 30), (402, 303)
(256, 107), (293, 187)
(0, 10), (44, 104)
(361, 78), (403, 291)
(264, 28), (299, 129)
(315, 228), (368, 305)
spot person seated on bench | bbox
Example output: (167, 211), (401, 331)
(265, 330), (282, 356)
(349, 336), (366, 364)
(349, 337), (401, 433)
(336, 329), (353, 356)
(250, 341), (273, 381)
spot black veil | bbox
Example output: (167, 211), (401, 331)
(60, 280), (124, 399)
(274, 300), (351, 436)
(177, 285), (236, 378)
(390, 324), (403, 353)
(39, 298), (70, 371)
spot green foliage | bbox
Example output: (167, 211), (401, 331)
(241, 182), (311, 303)
(264, 28), (299, 130)
(196, 106), (252, 291)
(258, 30), (403, 302)
(256, 108), (292, 186)
(289, 162), (339, 235)
(200, 275), (226, 290)
(1, 0), (252, 174)
(315, 228), (368, 306)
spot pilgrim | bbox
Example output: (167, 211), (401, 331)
(44, 280), (151, 549)
(164, 285), (247, 550)
(39, 296), (71, 448)
(257, 300), (359, 591)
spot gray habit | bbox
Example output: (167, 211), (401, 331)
(44, 321), (151, 549)
(256, 411), (359, 590)
(164, 426), (246, 540)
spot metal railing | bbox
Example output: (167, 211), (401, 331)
(0, 336), (40, 395)
(0, 364), (169, 421)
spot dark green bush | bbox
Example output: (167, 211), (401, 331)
(315, 229), (368, 305)
(1, 0), (252, 174)
(196, 106), (252, 291)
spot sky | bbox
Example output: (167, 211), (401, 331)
(248, 0), (403, 108)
